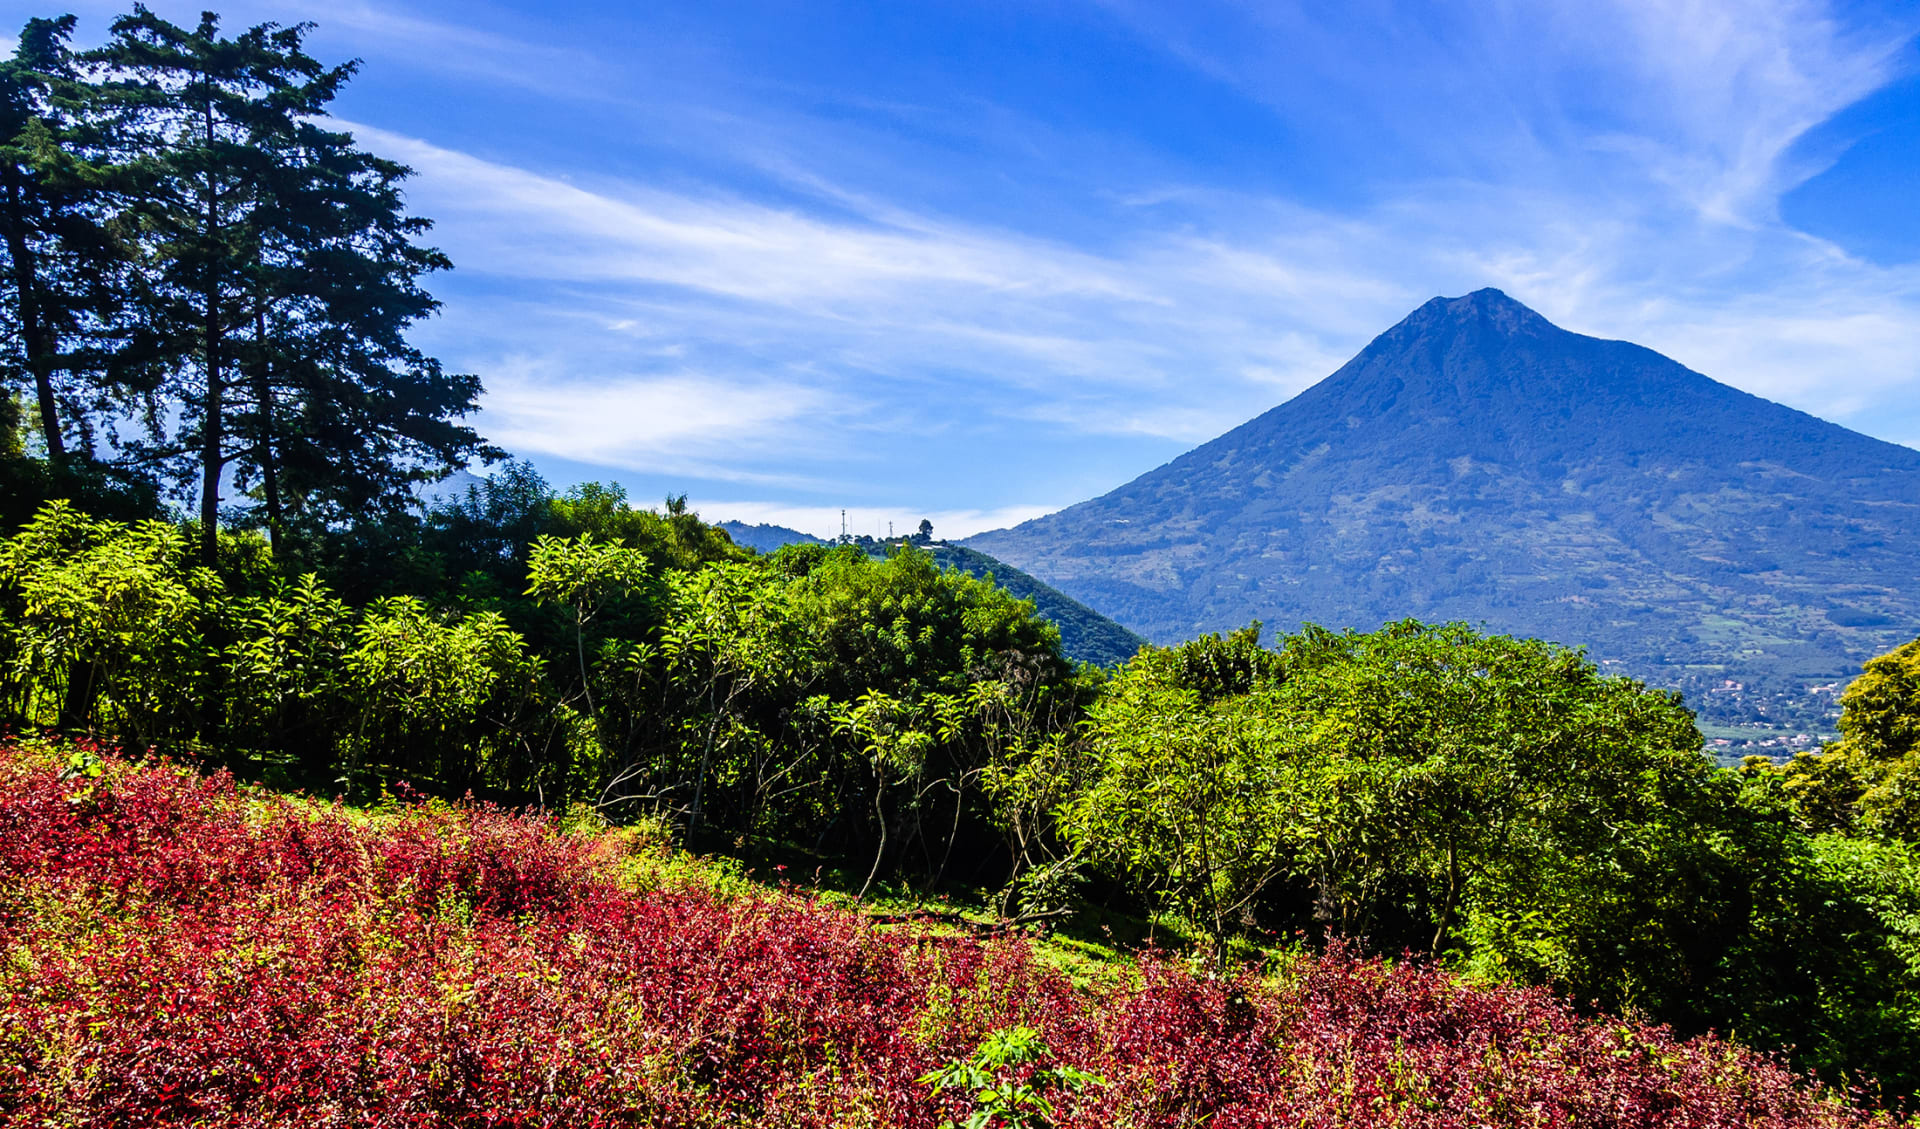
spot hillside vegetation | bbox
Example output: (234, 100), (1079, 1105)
(906, 541), (1147, 668)
(7, 490), (1920, 1106)
(0, 741), (1896, 1128)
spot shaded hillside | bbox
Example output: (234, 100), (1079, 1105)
(967, 289), (1920, 730)
(715, 521), (1146, 666)
(717, 520), (827, 553)
(912, 542), (1147, 667)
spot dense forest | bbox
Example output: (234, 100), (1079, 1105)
(7, 7), (1920, 1120)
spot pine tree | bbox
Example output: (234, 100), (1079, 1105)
(233, 100), (496, 547)
(0, 16), (142, 470)
(96, 6), (491, 561)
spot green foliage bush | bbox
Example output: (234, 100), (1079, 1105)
(0, 502), (537, 792)
(1065, 618), (1920, 1097)
(920, 1026), (1104, 1129)
(0, 501), (219, 741)
(1066, 621), (1711, 988)
(0, 496), (1086, 905)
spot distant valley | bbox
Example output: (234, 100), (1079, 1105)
(966, 289), (1920, 737)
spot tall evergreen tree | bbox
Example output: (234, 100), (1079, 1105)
(233, 96), (496, 546)
(0, 16), (141, 469)
(96, 7), (490, 561)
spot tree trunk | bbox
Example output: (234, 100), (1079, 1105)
(251, 300), (281, 544)
(56, 658), (97, 732)
(199, 288), (222, 565)
(1, 166), (65, 465)
(1431, 840), (1460, 954)
(1199, 812), (1228, 973)
(197, 105), (222, 567)
(857, 772), (888, 902)
(928, 776), (964, 890)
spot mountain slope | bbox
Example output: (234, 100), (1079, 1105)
(967, 289), (1920, 729)
(913, 541), (1147, 667)
(717, 520), (827, 554)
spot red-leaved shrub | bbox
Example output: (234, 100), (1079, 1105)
(0, 743), (1892, 1127)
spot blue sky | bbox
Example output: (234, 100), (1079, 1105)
(10, 0), (1920, 539)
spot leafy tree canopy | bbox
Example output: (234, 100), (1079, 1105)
(1752, 635), (1920, 843)
(1069, 620), (1712, 991)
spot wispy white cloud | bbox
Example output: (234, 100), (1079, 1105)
(272, 1), (624, 100)
(1096, 0), (1916, 223)
(351, 125), (1148, 307)
(382, 69), (1920, 459)
(357, 120), (1409, 453)
(1585, 0), (1914, 220)
(479, 358), (849, 486)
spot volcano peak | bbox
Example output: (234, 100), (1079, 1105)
(1395, 287), (1557, 342)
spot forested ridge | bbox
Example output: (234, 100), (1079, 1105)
(7, 9), (1920, 1126)
(714, 519), (1150, 666)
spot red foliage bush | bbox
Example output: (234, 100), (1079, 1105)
(0, 743), (1892, 1127)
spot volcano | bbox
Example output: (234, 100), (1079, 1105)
(966, 289), (1920, 731)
